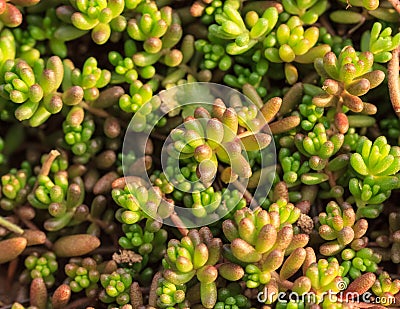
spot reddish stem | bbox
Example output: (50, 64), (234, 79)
(170, 212), (189, 236)
(388, 46), (400, 117)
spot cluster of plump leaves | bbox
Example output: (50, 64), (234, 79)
(210, 2), (279, 55)
(111, 182), (171, 225)
(313, 46), (385, 125)
(371, 272), (400, 306)
(341, 247), (381, 280)
(195, 39), (232, 71)
(127, 1), (185, 68)
(1, 161), (34, 210)
(298, 93), (326, 131)
(223, 61), (268, 96)
(349, 136), (400, 218)
(264, 16), (319, 64)
(27, 168), (85, 231)
(282, 0), (327, 25)
(118, 79), (154, 113)
(0, 56), (84, 126)
(22, 251), (58, 288)
(295, 123), (344, 185)
(156, 277), (187, 308)
(162, 227), (222, 308)
(68, 0), (125, 45)
(167, 98), (272, 188)
(66, 57), (111, 102)
(279, 148), (310, 185)
(64, 257), (101, 295)
(214, 284), (251, 309)
(63, 107), (101, 164)
(318, 201), (368, 256)
(119, 218), (167, 264)
(99, 267), (133, 306)
(126, 94), (165, 132)
(221, 202), (308, 286)
(361, 22), (400, 63)
(25, 8), (85, 59)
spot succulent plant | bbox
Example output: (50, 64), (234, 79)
(113, 182), (153, 225)
(156, 277), (186, 308)
(119, 218), (167, 263)
(1, 161), (34, 210)
(304, 258), (344, 302)
(63, 107), (101, 164)
(223, 62), (268, 96)
(195, 39), (232, 71)
(282, 0), (327, 25)
(0, 56), (84, 126)
(26, 8), (85, 59)
(371, 272), (400, 306)
(264, 16), (319, 63)
(361, 22), (400, 63)
(299, 93), (327, 131)
(294, 123), (344, 184)
(67, 0), (125, 45)
(209, 2), (279, 55)
(222, 206), (309, 287)
(279, 148), (310, 185)
(65, 257), (100, 295)
(349, 136), (400, 218)
(318, 201), (368, 256)
(150, 170), (174, 194)
(118, 79), (154, 113)
(127, 1), (184, 68)
(313, 46), (385, 124)
(22, 251), (58, 288)
(66, 56), (111, 101)
(99, 267), (133, 306)
(341, 247), (381, 279)
(162, 227), (222, 308)
(26, 151), (86, 231)
(214, 285), (251, 309)
(167, 101), (272, 185)
(125, 95), (164, 132)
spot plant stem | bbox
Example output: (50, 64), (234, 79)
(80, 101), (110, 118)
(150, 131), (167, 141)
(232, 179), (258, 209)
(325, 169), (344, 205)
(41, 150), (60, 176)
(170, 212), (189, 236)
(320, 15), (336, 36)
(15, 208), (53, 249)
(217, 164), (258, 208)
(65, 297), (96, 309)
(0, 216), (24, 234)
(388, 46), (400, 117)
(32, 149), (60, 192)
